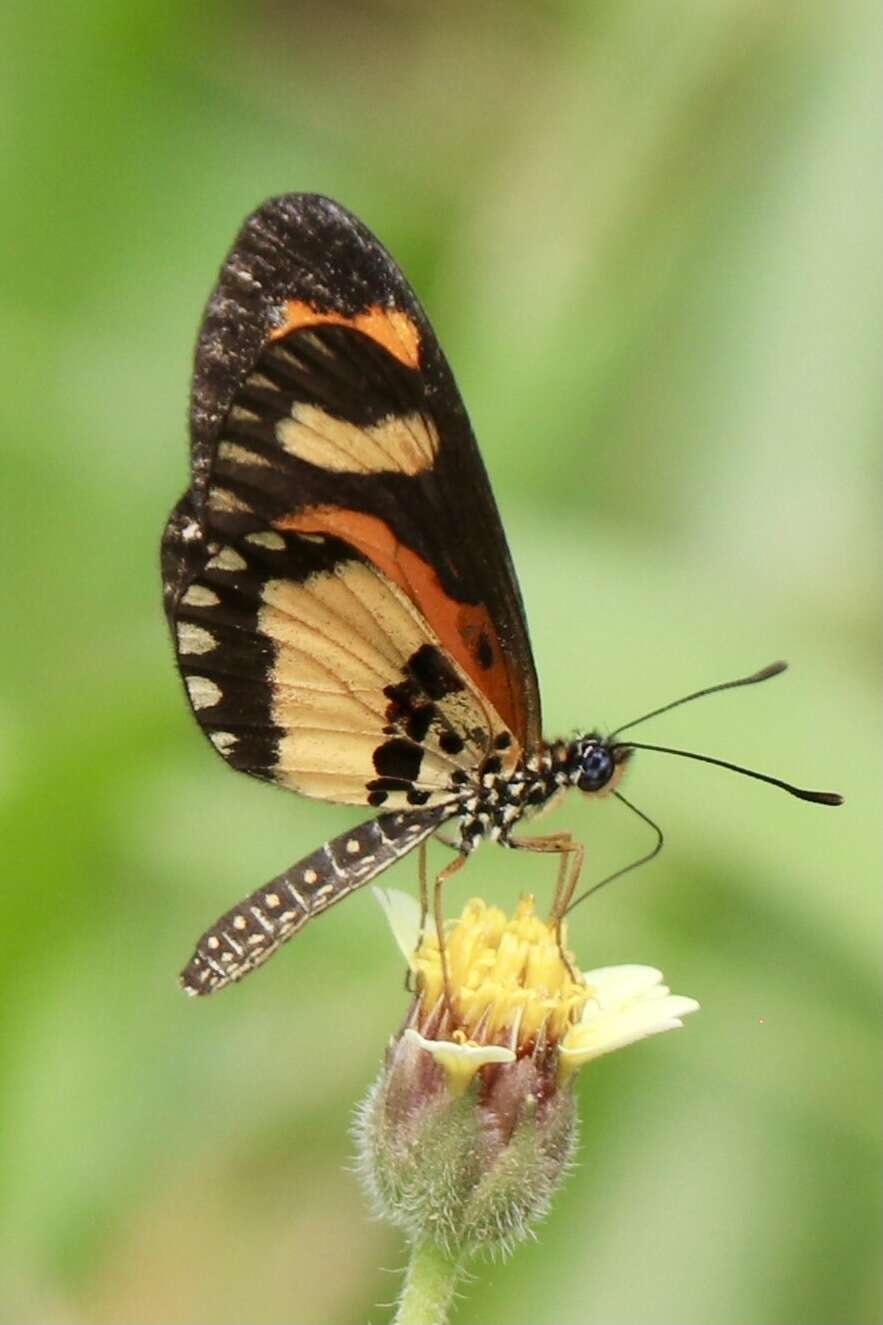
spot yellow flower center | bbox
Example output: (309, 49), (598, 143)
(413, 895), (590, 1050)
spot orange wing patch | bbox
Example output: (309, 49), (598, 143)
(268, 299), (421, 369)
(274, 505), (527, 743)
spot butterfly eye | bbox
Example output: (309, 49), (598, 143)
(577, 745), (615, 793)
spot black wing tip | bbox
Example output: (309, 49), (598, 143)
(245, 192), (359, 236)
(257, 190), (341, 212)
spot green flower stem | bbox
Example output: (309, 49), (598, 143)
(393, 1238), (464, 1325)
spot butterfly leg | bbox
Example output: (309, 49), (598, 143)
(405, 841), (431, 993)
(434, 829), (461, 851)
(507, 832), (586, 916)
(550, 845), (575, 919)
(417, 840), (430, 935)
(434, 852), (468, 1008)
(507, 832), (585, 978)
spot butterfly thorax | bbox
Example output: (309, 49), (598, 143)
(449, 735), (629, 854)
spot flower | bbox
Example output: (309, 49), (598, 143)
(356, 888), (699, 1259)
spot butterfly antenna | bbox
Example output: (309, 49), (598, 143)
(608, 660), (788, 740)
(612, 740), (843, 805)
(565, 791), (664, 913)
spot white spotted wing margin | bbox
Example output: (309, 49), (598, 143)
(180, 806), (452, 995)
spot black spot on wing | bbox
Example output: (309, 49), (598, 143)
(383, 680), (416, 722)
(367, 776), (413, 795)
(373, 738), (423, 782)
(383, 665), (476, 764)
(407, 644), (464, 700)
(439, 731), (465, 756)
(405, 705), (435, 743)
(474, 630), (494, 671)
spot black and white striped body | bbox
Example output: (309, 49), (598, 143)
(449, 740), (582, 853)
(181, 807), (450, 994)
(180, 736), (624, 995)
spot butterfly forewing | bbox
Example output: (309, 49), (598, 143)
(173, 194), (540, 747)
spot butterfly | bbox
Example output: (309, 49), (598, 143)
(162, 194), (842, 996)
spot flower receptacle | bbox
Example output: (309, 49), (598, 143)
(356, 1026), (578, 1258)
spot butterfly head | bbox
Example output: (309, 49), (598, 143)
(571, 734), (632, 796)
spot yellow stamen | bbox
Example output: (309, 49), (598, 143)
(413, 895), (590, 1051)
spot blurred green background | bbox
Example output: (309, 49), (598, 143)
(1, 2), (879, 1322)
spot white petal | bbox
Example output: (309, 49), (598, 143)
(404, 1027), (515, 1096)
(560, 964), (699, 1078)
(373, 887), (422, 967)
(582, 965), (666, 1010)
(658, 995), (701, 1020)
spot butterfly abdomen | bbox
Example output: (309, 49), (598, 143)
(181, 805), (451, 995)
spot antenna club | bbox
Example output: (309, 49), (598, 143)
(755, 660), (788, 680)
(800, 790), (844, 806)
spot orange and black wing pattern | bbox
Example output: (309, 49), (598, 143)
(162, 194), (540, 814)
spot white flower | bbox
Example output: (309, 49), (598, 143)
(559, 964), (699, 1079)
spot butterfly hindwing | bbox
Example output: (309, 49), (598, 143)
(163, 497), (516, 807)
